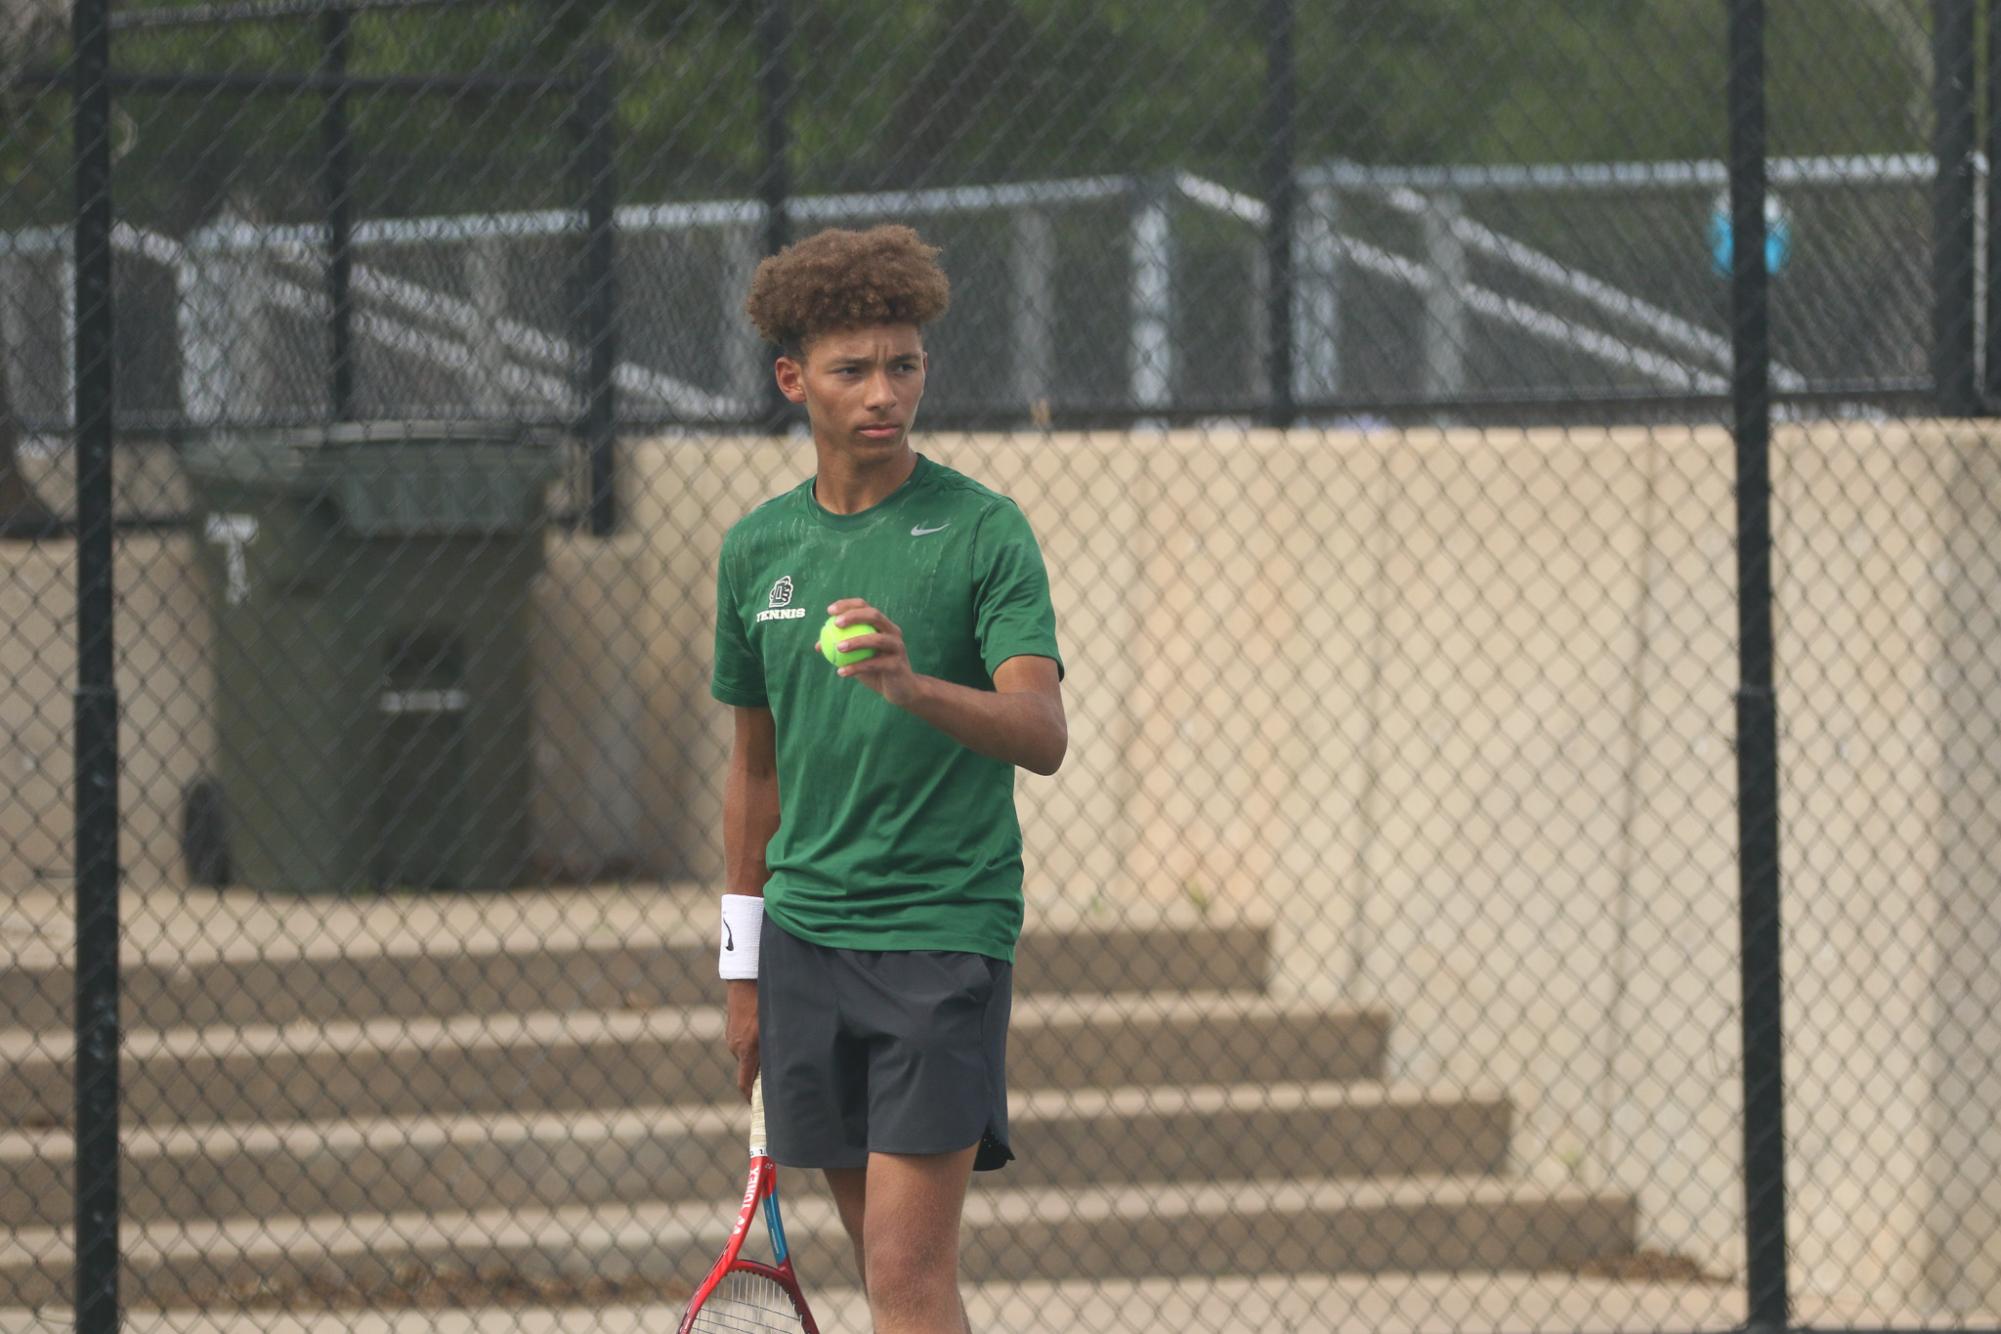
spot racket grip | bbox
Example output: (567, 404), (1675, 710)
(749, 1075), (767, 1156)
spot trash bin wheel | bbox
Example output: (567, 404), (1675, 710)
(181, 776), (231, 887)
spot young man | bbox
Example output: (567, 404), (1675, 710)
(709, 224), (1067, 1334)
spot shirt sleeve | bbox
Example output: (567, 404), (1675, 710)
(971, 500), (1065, 682)
(710, 542), (769, 708)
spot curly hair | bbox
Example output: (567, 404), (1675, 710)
(744, 224), (951, 354)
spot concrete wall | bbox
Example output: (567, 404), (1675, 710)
(0, 420), (1995, 1314)
(0, 534), (214, 894)
(1922, 439), (2001, 1314)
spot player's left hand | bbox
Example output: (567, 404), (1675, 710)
(820, 598), (921, 708)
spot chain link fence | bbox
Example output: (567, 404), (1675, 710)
(3, 0), (1999, 1331)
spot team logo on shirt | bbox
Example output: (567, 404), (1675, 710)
(755, 575), (806, 623)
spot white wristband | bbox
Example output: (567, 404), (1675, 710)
(719, 894), (764, 980)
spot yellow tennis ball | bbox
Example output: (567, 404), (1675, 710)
(819, 616), (876, 667)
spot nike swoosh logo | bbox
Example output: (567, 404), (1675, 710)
(911, 523), (951, 536)
(723, 921), (734, 951)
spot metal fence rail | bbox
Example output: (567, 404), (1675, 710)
(0, 152), (1964, 440)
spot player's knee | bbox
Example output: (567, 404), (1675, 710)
(863, 1228), (959, 1322)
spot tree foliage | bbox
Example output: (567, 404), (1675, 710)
(2, 0), (1943, 229)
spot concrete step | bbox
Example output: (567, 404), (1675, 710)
(1, 994), (1389, 1128)
(0, 918), (1271, 1035)
(1, 1081), (1510, 1230)
(816, 1273), (1751, 1334)
(0, 1270), (1781, 1334)
(0, 1175), (1637, 1309)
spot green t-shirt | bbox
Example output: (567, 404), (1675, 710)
(710, 454), (1064, 962)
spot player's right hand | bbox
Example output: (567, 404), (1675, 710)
(725, 979), (759, 1102)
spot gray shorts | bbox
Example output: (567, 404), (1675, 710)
(757, 919), (1014, 1172)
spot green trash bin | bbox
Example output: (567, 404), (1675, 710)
(183, 422), (561, 893)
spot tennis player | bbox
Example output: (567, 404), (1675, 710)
(710, 224), (1067, 1334)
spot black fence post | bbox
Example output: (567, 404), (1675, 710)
(757, 0), (791, 429)
(573, 55), (618, 536)
(1261, 0), (1295, 428)
(69, 0), (123, 1322)
(320, 5), (355, 420)
(1934, 0), (1979, 415)
(1986, 0), (2001, 405)
(1727, 3), (1789, 1332)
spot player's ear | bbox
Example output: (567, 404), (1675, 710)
(773, 354), (807, 405)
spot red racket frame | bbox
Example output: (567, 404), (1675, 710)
(677, 1145), (819, 1334)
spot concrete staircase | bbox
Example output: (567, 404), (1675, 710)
(0, 901), (1637, 1310)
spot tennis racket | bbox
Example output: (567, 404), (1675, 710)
(676, 1076), (819, 1333)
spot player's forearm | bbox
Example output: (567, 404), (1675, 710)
(899, 675), (1068, 775)
(721, 763), (781, 896)
(719, 759), (769, 1085)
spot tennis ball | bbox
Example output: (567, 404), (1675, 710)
(819, 616), (876, 667)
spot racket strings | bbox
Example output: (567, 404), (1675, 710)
(686, 1269), (808, 1333)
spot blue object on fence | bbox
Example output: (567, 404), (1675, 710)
(1709, 191), (1793, 278)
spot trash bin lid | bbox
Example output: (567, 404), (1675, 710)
(297, 421), (563, 450)
(184, 421), (565, 534)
